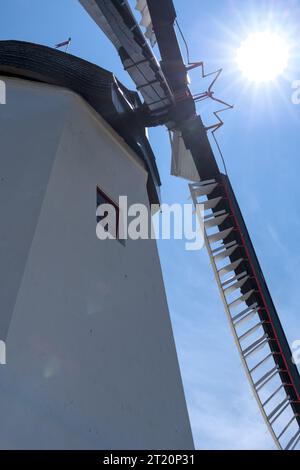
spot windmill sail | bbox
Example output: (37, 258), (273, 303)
(135, 0), (156, 47)
(170, 130), (199, 182)
(79, 0), (173, 119)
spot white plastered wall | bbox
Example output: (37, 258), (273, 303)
(0, 76), (193, 449)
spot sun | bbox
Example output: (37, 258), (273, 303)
(236, 31), (289, 82)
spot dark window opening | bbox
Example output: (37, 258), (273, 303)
(96, 186), (119, 240)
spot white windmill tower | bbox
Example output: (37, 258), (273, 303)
(0, 39), (193, 449)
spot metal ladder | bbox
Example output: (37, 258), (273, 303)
(189, 177), (300, 450)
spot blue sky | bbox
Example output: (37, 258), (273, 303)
(1, 0), (300, 450)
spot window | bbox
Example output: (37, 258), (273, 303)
(96, 186), (119, 240)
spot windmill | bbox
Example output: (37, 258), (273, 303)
(79, 0), (300, 450)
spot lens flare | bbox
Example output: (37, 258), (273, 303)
(236, 32), (289, 82)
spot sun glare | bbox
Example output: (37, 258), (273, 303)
(236, 31), (289, 82)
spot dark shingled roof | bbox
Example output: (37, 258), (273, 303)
(0, 40), (161, 204)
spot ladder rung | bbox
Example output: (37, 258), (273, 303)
(277, 414), (296, 440)
(214, 244), (239, 262)
(191, 179), (216, 188)
(203, 196), (222, 210)
(255, 366), (278, 390)
(218, 258), (243, 277)
(232, 302), (258, 322)
(285, 428), (300, 450)
(233, 307), (260, 327)
(224, 275), (249, 295)
(222, 271), (248, 287)
(270, 399), (290, 425)
(249, 353), (273, 373)
(263, 384), (284, 407)
(212, 240), (237, 254)
(243, 334), (268, 358)
(192, 182), (218, 197)
(207, 227), (233, 244)
(229, 290), (254, 310)
(238, 318), (263, 341)
(205, 213), (229, 228)
(204, 209), (226, 221)
(290, 430), (300, 451)
(268, 397), (290, 421)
